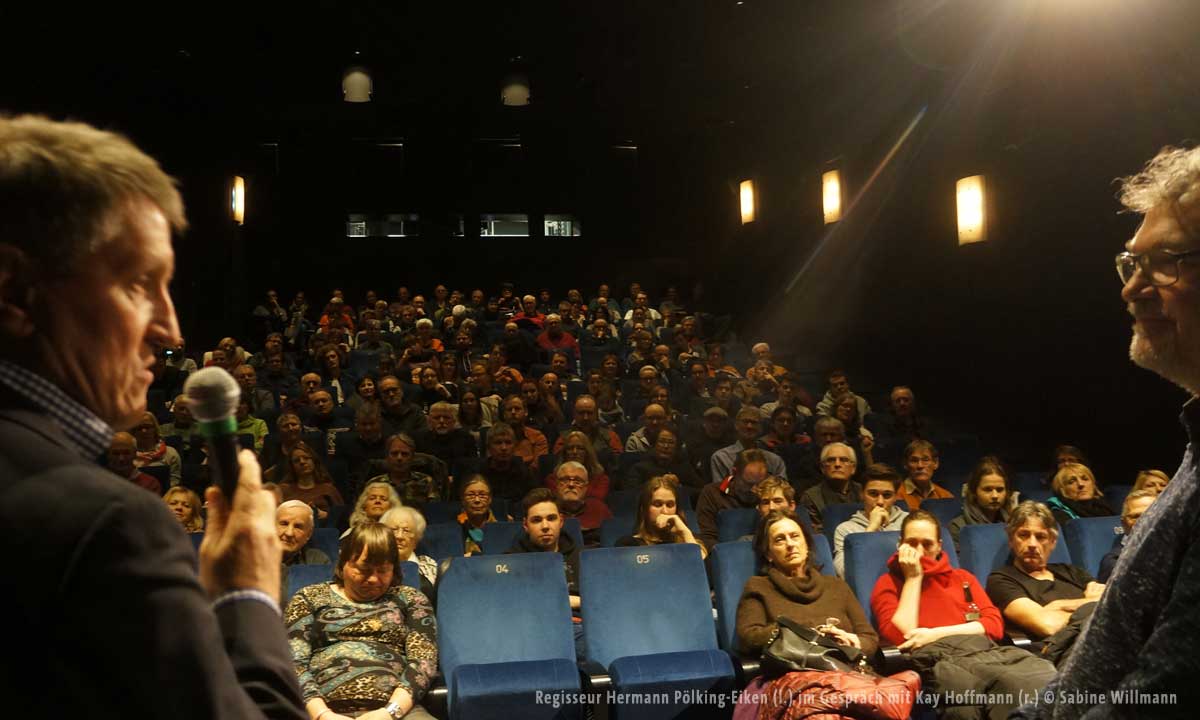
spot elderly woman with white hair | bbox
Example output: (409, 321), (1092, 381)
(380, 505), (438, 599)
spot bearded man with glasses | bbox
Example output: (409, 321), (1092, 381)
(1016, 145), (1200, 719)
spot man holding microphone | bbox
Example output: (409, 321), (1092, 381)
(0, 115), (304, 718)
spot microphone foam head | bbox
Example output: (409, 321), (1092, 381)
(183, 367), (241, 422)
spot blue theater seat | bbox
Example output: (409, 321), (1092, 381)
(600, 514), (637, 547)
(418, 522), (466, 561)
(717, 507), (758, 543)
(959, 523), (1071, 587)
(437, 553), (582, 720)
(920, 497), (962, 530)
(710, 537), (837, 654)
(285, 563), (332, 602)
(1062, 516), (1122, 578)
(309, 527), (342, 562)
(579, 545), (735, 720)
(820, 502), (861, 545)
(843, 531), (900, 627)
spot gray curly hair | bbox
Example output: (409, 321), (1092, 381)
(1119, 145), (1200, 213)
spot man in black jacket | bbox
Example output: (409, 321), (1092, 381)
(507, 487), (584, 659)
(0, 115), (305, 719)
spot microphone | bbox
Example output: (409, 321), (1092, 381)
(183, 367), (242, 499)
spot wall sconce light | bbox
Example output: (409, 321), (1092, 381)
(230, 176), (245, 225)
(956, 174), (986, 245)
(740, 179), (756, 224)
(342, 66), (373, 103)
(822, 170), (842, 224)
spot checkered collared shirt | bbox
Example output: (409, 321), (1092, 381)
(0, 359), (112, 461)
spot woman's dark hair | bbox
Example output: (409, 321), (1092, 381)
(633, 474), (689, 539)
(966, 455), (1011, 506)
(753, 509), (821, 575)
(651, 427), (681, 463)
(900, 508), (942, 538)
(279, 441), (333, 486)
(356, 373), (377, 393)
(333, 522), (400, 587)
(1053, 444), (1088, 467)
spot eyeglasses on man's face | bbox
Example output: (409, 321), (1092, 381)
(1115, 248), (1200, 287)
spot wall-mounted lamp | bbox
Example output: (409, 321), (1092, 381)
(342, 66), (373, 103)
(956, 174), (986, 245)
(740, 179), (756, 224)
(822, 170), (842, 224)
(230, 176), (245, 225)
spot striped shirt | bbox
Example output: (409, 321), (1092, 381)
(0, 359), (112, 461)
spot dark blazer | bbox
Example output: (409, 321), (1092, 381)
(0, 391), (306, 719)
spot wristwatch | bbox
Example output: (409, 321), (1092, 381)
(384, 701), (403, 719)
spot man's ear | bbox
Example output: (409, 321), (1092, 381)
(0, 244), (37, 339)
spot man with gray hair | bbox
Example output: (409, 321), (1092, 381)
(0, 115), (304, 716)
(802, 442), (861, 533)
(553, 460), (611, 546)
(1014, 146), (1200, 719)
(276, 500), (329, 600)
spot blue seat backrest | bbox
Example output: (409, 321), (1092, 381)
(711, 541), (757, 652)
(419, 522), (466, 561)
(811, 534), (836, 577)
(480, 521), (525, 554)
(844, 531), (900, 626)
(1011, 472), (1048, 496)
(922, 498), (962, 529)
(1020, 487), (1054, 502)
(437, 553), (576, 687)
(579, 544), (717, 668)
(717, 507), (758, 543)
(1104, 485), (1133, 514)
(286, 563), (333, 602)
(959, 523), (1071, 587)
(607, 489), (640, 516)
(1063, 516), (1122, 578)
(821, 503), (861, 545)
(601, 514), (637, 547)
(310, 527), (342, 562)
(399, 560), (421, 589)
(188, 532), (204, 553)
(563, 518), (584, 550)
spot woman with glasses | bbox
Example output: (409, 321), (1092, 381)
(871, 510), (1056, 719)
(457, 475), (508, 556)
(380, 506), (438, 599)
(948, 456), (1018, 550)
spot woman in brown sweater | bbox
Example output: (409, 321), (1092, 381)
(736, 509), (879, 660)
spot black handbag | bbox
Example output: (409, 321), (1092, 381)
(760, 616), (871, 679)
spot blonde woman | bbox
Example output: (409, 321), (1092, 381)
(163, 487), (203, 532)
(1046, 463), (1113, 526)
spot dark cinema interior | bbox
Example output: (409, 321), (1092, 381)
(6, 2), (1199, 523)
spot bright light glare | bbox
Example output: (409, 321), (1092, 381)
(957, 174), (986, 245)
(740, 179), (756, 224)
(822, 170), (842, 224)
(231, 176), (245, 225)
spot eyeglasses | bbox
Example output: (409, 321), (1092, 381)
(1116, 249), (1200, 287)
(463, 492), (491, 500)
(391, 526), (415, 537)
(559, 477), (588, 487)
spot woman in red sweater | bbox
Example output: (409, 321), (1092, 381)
(870, 510), (1055, 720)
